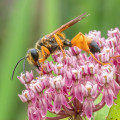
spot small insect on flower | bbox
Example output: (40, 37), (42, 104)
(11, 13), (109, 80)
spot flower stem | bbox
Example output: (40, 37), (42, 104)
(46, 115), (69, 120)
(93, 102), (105, 112)
(62, 106), (75, 116)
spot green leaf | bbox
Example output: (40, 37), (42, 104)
(94, 94), (109, 120)
(94, 105), (109, 120)
(106, 92), (120, 120)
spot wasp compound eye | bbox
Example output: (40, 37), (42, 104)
(27, 48), (40, 69)
(30, 48), (39, 61)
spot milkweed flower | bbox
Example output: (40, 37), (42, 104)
(18, 28), (120, 120)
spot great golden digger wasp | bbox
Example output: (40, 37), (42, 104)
(11, 13), (109, 80)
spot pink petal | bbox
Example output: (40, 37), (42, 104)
(83, 100), (93, 119)
(41, 98), (47, 117)
(65, 71), (73, 87)
(91, 84), (97, 97)
(81, 84), (87, 96)
(66, 71), (72, 80)
(46, 88), (55, 93)
(28, 106), (41, 120)
(47, 100), (53, 112)
(46, 62), (52, 72)
(78, 70), (81, 79)
(65, 78), (73, 87)
(85, 107), (92, 119)
(111, 80), (120, 96)
(75, 85), (83, 103)
(30, 71), (34, 79)
(63, 86), (68, 96)
(53, 94), (62, 113)
(61, 94), (71, 109)
(17, 75), (25, 84)
(104, 88), (114, 107)
(18, 94), (27, 102)
(53, 65), (58, 74)
(69, 87), (75, 102)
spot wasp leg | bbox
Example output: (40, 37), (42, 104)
(89, 52), (111, 65)
(57, 33), (66, 39)
(53, 34), (66, 58)
(39, 46), (50, 62)
(110, 55), (120, 63)
(39, 46), (50, 74)
(111, 55), (120, 59)
(71, 32), (111, 65)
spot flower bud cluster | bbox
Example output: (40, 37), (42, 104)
(18, 28), (120, 120)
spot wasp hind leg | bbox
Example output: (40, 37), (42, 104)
(53, 34), (66, 58)
(38, 46), (50, 74)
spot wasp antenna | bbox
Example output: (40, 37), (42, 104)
(23, 56), (27, 78)
(11, 56), (26, 80)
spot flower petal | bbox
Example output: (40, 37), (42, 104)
(75, 85), (83, 103)
(41, 97), (47, 117)
(83, 100), (93, 119)
(61, 94), (71, 109)
(104, 88), (114, 107)
(53, 94), (62, 113)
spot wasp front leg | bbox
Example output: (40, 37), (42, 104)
(39, 46), (50, 74)
(53, 34), (66, 58)
(71, 32), (111, 65)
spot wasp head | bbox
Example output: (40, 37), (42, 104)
(27, 48), (40, 69)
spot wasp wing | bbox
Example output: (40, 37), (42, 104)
(46, 13), (87, 39)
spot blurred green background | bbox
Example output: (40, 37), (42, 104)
(0, 0), (120, 120)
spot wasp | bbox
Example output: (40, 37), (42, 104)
(11, 13), (109, 80)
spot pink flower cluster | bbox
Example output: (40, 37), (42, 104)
(18, 28), (120, 120)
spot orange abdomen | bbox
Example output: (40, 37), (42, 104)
(71, 32), (100, 54)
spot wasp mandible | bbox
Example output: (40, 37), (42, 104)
(11, 13), (109, 80)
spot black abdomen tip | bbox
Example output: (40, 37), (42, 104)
(89, 40), (101, 54)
